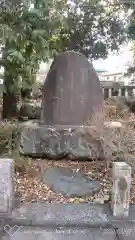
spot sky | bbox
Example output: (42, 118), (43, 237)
(93, 42), (134, 73)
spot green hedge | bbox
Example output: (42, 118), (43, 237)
(0, 121), (17, 154)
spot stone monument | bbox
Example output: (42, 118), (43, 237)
(19, 51), (104, 160)
(41, 51), (104, 126)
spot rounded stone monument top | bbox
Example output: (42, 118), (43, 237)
(41, 51), (104, 126)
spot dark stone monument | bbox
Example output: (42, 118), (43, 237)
(18, 51), (104, 160)
(41, 51), (104, 126)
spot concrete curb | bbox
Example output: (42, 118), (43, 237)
(4, 203), (135, 228)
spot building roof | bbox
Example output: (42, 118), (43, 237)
(100, 80), (124, 87)
(103, 72), (122, 76)
(95, 68), (107, 73)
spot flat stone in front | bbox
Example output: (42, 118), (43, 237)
(0, 158), (14, 216)
(42, 167), (101, 197)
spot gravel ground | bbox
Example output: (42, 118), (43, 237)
(14, 159), (135, 204)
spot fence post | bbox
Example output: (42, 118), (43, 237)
(111, 162), (131, 218)
(0, 158), (14, 217)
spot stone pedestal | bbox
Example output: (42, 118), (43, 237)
(111, 162), (131, 218)
(0, 158), (14, 216)
(18, 120), (104, 160)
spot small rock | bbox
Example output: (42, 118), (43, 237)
(104, 121), (123, 128)
(94, 198), (104, 204)
(79, 198), (86, 203)
(103, 194), (110, 202)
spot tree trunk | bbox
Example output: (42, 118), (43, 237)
(2, 75), (18, 119)
(2, 92), (18, 119)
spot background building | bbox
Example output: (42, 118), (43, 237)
(96, 69), (135, 99)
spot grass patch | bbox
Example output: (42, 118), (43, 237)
(0, 120), (32, 173)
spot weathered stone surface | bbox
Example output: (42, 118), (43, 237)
(17, 51), (105, 159)
(41, 51), (104, 126)
(42, 167), (101, 197)
(5, 202), (135, 229)
(18, 118), (135, 160)
(0, 158), (14, 216)
(1, 226), (117, 240)
(111, 162), (131, 218)
(2, 203), (135, 239)
(7, 203), (110, 227)
(18, 121), (104, 160)
(116, 224), (135, 240)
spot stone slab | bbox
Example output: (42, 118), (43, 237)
(42, 167), (101, 197)
(1, 227), (117, 240)
(0, 159), (14, 216)
(6, 203), (135, 228)
(6, 203), (110, 227)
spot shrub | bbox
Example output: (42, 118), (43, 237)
(126, 99), (135, 113)
(83, 111), (135, 168)
(11, 149), (32, 173)
(32, 82), (43, 99)
(19, 101), (41, 120)
(106, 96), (126, 103)
(104, 104), (117, 119)
(0, 120), (31, 173)
(0, 121), (17, 154)
(105, 96), (129, 119)
(106, 96), (128, 109)
(32, 89), (42, 99)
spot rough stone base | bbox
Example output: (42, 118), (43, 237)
(17, 121), (104, 160)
